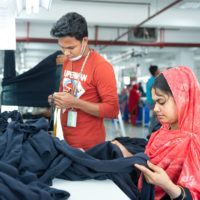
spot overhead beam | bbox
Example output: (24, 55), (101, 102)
(16, 38), (200, 48)
(63, 0), (150, 6)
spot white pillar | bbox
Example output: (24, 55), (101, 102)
(174, 49), (195, 73)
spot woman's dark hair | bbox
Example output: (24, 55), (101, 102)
(152, 73), (173, 96)
(50, 12), (88, 41)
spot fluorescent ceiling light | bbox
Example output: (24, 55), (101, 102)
(33, 0), (40, 13)
(40, 0), (52, 10)
(16, 0), (52, 15)
(26, 0), (32, 14)
(189, 47), (199, 51)
(144, 58), (154, 63)
(179, 1), (200, 9)
(194, 56), (200, 60)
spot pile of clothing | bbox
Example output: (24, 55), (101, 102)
(0, 111), (153, 200)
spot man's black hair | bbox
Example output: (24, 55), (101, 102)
(149, 65), (158, 76)
(50, 12), (88, 41)
(152, 73), (173, 96)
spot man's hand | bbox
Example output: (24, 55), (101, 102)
(48, 92), (100, 117)
(56, 55), (66, 65)
(52, 92), (77, 109)
(48, 94), (54, 106)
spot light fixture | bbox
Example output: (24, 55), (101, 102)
(26, 0), (32, 14)
(33, 0), (39, 13)
(144, 58), (154, 63)
(179, 1), (200, 9)
(16, 0), (52, 15)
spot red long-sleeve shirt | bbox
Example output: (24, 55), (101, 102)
(59, 50), (119, 150)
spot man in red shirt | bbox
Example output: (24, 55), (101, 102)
(48, 12), (119, 151)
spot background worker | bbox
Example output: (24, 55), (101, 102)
(48, 12), (119, 151)
(146, 65), (160, 136)
(128, 84), (140, 126)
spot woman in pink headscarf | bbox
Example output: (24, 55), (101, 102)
(112, 66), (200, 199)
(128, 84), (140, 125)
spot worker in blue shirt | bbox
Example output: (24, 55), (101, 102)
(146, 65), (160, 137)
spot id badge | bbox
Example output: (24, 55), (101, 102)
(67, 109), (77, 127)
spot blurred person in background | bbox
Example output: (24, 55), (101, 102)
(128, 84), (140, 126)
(119, 84), (132, 123)
(146, 65), (160, 136)
(138, 82), (146, 97)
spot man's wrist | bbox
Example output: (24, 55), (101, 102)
(72, 98), (79, 108)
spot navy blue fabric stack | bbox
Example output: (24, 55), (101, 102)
(0, 111), (154, 200)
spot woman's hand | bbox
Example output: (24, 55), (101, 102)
(111, 140), (133, 157)
(135, 161), (181, 198)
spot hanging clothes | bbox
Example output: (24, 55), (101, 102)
(139, 66), (200, 199)
(128, 84), (140, 125)
(2, 50), (63, 107)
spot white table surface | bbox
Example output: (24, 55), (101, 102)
(52, 178), (130, 200)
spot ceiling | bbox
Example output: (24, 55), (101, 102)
(1, 0), (200, 79)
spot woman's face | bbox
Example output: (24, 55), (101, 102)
(151, 88), (179, 130)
